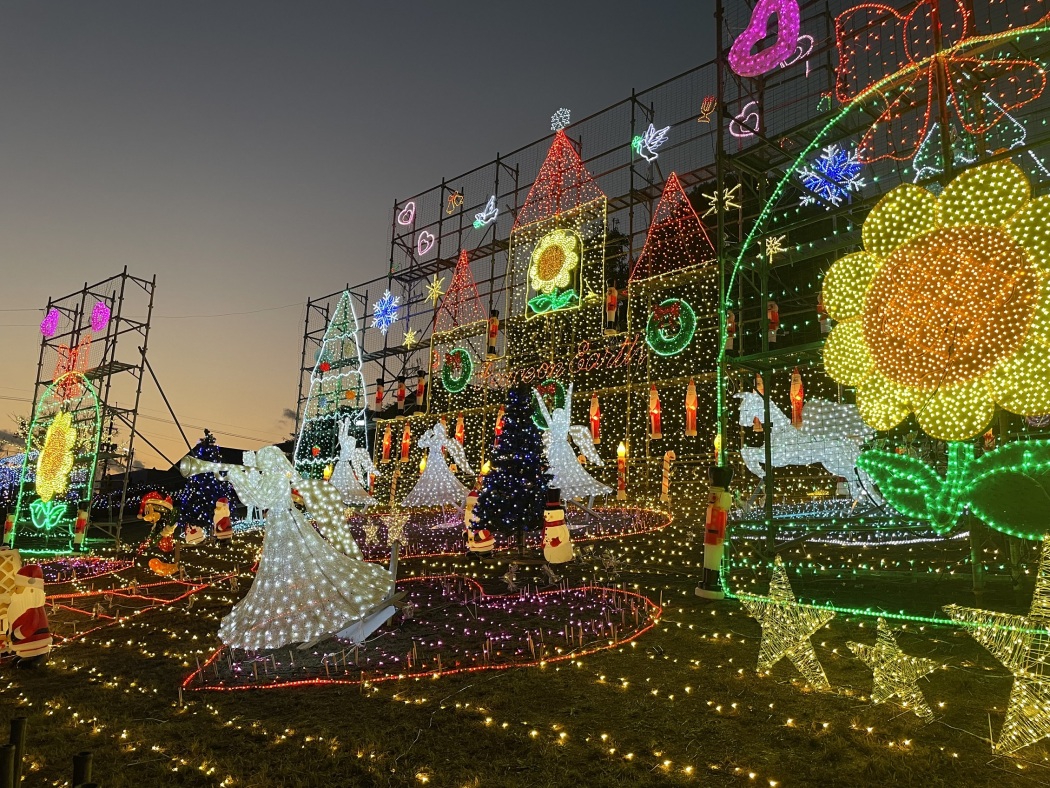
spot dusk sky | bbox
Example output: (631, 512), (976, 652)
(0, 1), (713, 468)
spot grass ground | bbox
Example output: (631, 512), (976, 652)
(3, 510), (1048, 788)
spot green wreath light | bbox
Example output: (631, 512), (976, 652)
(532, 379), (566, 430)
(441, 348), (473, 393)
(645, 298), (696, 357)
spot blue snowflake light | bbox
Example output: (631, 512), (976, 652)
(371, 290), (401, 335)
(797, 144), (865, 208)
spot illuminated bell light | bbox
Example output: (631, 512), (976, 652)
(822, 160), (1050, 441)
(739, 555), (834, 691)
(36, 411), (77, 503)
(727, 0), (801, 78)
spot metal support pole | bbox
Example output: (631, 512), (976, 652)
(71, 751), (93, 786)
(8, 718), (26, 785)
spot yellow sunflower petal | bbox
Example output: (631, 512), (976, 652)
(823, 319), (873, 387)
(938, 160), (1030, 229)
(822, 252), (883, 320)
(914, 379), (995, 441)
(988, 339), (1050, 415)
(855, 370), (913, 432)
(862, 184), (939, 258)
(1006, 194), (1050, 272)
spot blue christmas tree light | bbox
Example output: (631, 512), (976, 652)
(371, 290), (402, 335)
(797, 144), (865, 208)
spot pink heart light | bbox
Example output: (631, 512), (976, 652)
(728, 0), (801, 78)
(396, 201), (416, 226)
(40, 307), (60, 338)
(416, 230), (435, 256)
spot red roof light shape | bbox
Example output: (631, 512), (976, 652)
(435, 250), (486, 333)
(629, 173), (716, 283)
(513, 130), (605, 231)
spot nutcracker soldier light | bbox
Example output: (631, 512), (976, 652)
(725, 309), (736, 351)
(816, 293), (830, 335)
(72, 507), (89, 551)
(604, 281), (619, 335)
(3, 513), (13, 547)
(397, 377), (407, 412)
(487, 309), (500, 358)
(541, 488), (573, 564)
(790, 367), (804, 428)
(494, 404), (506, 446)
(415, 368), (426, 410)
(696, 465), (733, 600)
(374, 379), (385, 412)
(767, 301), (779, 343)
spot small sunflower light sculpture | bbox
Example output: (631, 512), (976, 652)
(527, 229), (580, 314)
(822, 160), (1050, 536)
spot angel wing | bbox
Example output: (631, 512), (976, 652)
(442, 436), (472, 475)
(799, 399), (875, 443)
(351, 447), (379, 487)
(533, 388), (553, 431)
(567, 425), (604, 465)
(297, 476), (367, 559)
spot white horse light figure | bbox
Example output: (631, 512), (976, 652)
(736, 391), (881, 504)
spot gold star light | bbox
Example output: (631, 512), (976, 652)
(847, 618), (937, 719)
(362, 522), (379, 545)
(402, 328), (419, 349)
(945, 535), (1050, 754)
(740, 555), (834, 691)
(701, 183), (742, 218)
(764, 234), (787, 264)
(384, 512), (410, 546)
(425, 275), (446, 305)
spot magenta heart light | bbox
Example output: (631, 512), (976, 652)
(90, 301), (111, 332)
(40, 307), (60, 337)
(728, 0), (800, 78)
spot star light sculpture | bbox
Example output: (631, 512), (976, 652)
(764, 234), (787, 264)
(402, 328), (419, 349)
(701, 184), (741, 218)
(362, 522), (379, 546)
(945, 536), (1050, 754)
(384, 511), (410, 547)
(425, 275), (446, 306)
(847, 618), (937, 719)
(371, 290), (401, 335)
(740, 555), (834, 691)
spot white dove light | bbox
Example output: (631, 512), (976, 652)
(473, 195), (499, 229)
(632, 123), (671, 163)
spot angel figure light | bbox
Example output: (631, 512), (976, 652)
(400, 421), (472, 508)
(329, 415), (379, 506)
(534, 383), (611, 504)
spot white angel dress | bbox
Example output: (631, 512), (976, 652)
(329, 416), (378, 506)
(401, 422), (472, 508)
(535, 383), (611, 501)
(216, 446), (394, 651)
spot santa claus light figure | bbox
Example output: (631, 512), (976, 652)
(6, 564), (52, 667)
(213, 498), (233, 544)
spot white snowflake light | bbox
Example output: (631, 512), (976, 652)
(797, 144), (866, 208)
(551, 107), (571, 131)
(371, 290), (402, 335)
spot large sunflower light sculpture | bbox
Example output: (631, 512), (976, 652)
(822, 161), (1050, 537)
(527, 229), (580, 314)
